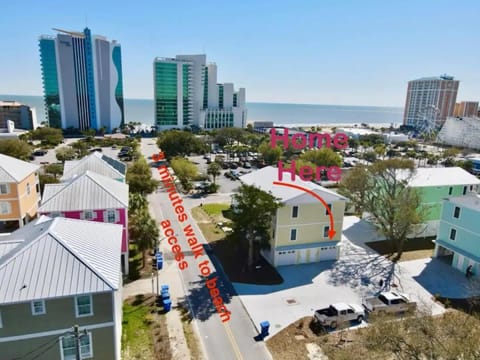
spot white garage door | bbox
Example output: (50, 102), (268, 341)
(276, 250), (296, 266)
(318, 245), (337, 261)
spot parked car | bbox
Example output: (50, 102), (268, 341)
(362, 291), (416, 315)
(229, 162), (238, 169)
(33, 149), (47, 156)
(243, 162), (252, 169)
(313, 303), (365, 329)
(90, 148), (102, 152)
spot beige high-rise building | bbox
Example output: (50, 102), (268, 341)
(403, 75), (459, 128)
(453, 101), (479, 117)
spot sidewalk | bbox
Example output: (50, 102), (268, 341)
(123, 258), (196, 360)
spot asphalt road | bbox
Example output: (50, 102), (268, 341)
(141, 139), (271, 360)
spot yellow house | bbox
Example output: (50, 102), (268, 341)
(0, 154), (40, 230)
(239, 166), (347, 267)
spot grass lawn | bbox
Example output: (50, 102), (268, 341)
(366, 236), (435, 262)
(192, 206), (283, 285)
(201, 203), (230, 217)
(122, 294), (172, 360)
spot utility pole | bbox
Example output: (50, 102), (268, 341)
(73, 325), (81, 360)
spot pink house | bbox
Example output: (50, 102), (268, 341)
(39, 171), (129, 273)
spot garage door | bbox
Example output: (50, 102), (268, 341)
(318, 245), (337, 261)
(276, 250), (296, 266)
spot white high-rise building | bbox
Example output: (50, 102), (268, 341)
(154, 54), (247, 130)
(39, 28), (124, 131)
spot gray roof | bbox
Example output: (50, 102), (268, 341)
(0, 154), (39, 183)
(0, 216), (122, 304)
(239, 166), (347, 205)
(61, 152), (126, 181)
(40, 170), (128, 212)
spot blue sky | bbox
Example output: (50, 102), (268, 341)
(1, 0), (479, 106)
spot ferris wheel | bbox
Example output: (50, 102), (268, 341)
(416, 105), (440, 142)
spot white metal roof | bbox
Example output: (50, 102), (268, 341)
(407, 167), (480, 187)
(61, 152), (126, 181)
(447, 193), (480, 211)
(0, 154), (39, 183)
(0, 216), (122, 304)
(239, 166), (347, 205)
(40, 170), (128, 212)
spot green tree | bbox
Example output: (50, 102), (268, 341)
(231, 184), (283, 270)
(129, 193), (148, 213)
(55, 146), (76, 163)
(207, 161), (221, 184)
(45, 163), (63, 179)
(39, 174), (59, 194)
(170, 157), (198, 191)
(31, 127), (63, 146)
(258, 142), (282, 165)
(338, 165), (369, 214)
(0, 139), (32, 160)
(157, 130), (206, 158)
(363, 151), (377, 163)
(456, 159), (473, 173)
(126, 157), (159, 195)
(128, 208), (159, 268)
(299, 148), (343, 167)
(214, 127), (245, 148)
(70, 141), (89, 158)
(339, 159), (425, 261)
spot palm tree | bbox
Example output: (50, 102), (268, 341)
(129, 209), (159, 267)
(207, 162), (221, 184)
(129, 193), (147, 213)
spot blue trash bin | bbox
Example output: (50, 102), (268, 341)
(260, 321), (270, 336)
(163, 299), (172, 312)
(161, 290), (170, 300)
(161, 285), (169, 292)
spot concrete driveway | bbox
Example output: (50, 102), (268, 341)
(233, 216), (452, 337)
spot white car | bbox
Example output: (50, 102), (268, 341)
(313, 303), (365, 328)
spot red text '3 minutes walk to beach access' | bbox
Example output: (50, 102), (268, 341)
(154, 151), (231, 323)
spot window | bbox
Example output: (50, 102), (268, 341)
(292, 206), (298, 218)
(60, 332), (92, 359)
(0, 202), (11, 215)
(75, 295), (93, 317)
(49, 212), (62, 218)
(106, 210), (116, 223)
(450, 228), (457, 241)
(0, 183), (9, 194)
(463, 186), (467, 195)
(448, 187), (453, 195)
(325, 204), (332, 216)
(31, 300), (46, 315)
(290, 229), (297, 241)
(84, 211), (94, 221)
(323, 226), (330, 238)
(453, 206), (461, 219)
(26, 183), (31, 195)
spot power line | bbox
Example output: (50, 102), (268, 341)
(10, 336), (60, 360)
(24, 337), (61, 360)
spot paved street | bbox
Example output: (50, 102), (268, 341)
(141, 139), (271, 360)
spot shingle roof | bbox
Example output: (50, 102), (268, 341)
(61, 152), (126, 181)
(0, 154), (39, 183)
(239, 166), (347, 205)
(0, 216), (122, 304)
(407, 167), (480, 187)
(40, 170), (128, 212)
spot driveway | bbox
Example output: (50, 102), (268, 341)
(233, 216), (453, 337)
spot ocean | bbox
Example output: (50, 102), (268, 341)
(0, 95), (403, 128)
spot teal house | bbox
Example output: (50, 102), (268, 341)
(434, 193), (480, 277)
(407, 167), (479, 236)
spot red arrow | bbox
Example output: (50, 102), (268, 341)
(273, 181), (337, 239)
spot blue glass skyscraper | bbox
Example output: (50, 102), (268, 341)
(39, 28), (124, 131)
